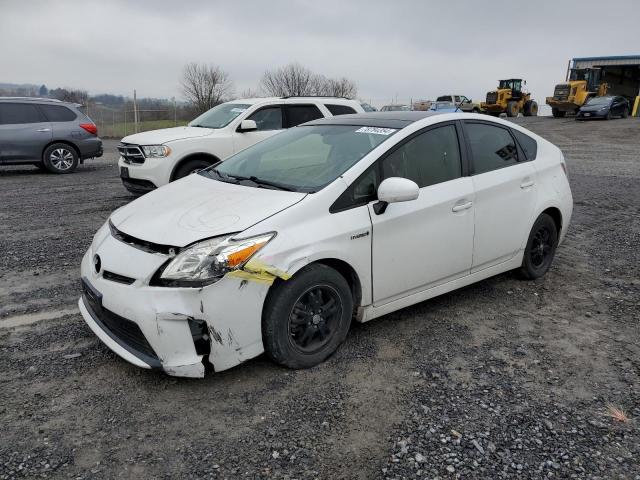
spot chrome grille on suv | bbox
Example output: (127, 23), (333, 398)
(486, 92), (498, 104)
(553, 85), (570, 101)
(117, 143), (145, 164)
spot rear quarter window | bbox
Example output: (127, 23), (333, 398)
(40, 104), (77, 122)
(511, 129), (537, 160)
(325, 104), (357, 116)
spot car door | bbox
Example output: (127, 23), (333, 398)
(0, 102), (51, 162)
(462, 121), (537, 272)
(367, 122), (475, 305)
(232, 104), (284, 153)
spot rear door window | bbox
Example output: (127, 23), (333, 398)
(0, 103), (46, 125)
(511, 129), (537, 160)
(40, 104), (77, 122)
(247, 106), (283, 131)
(325, 104), (357, 116)
(284, 104), (324, 128)
(464, 122), (520, 174)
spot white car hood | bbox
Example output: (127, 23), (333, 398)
(121, 126), (216, 145)
(110, 174), (306, 247)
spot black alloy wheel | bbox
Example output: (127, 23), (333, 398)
(289, 285), (342, 354)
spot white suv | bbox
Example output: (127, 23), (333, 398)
(117, 97), (364, 194)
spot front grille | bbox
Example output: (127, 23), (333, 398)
(553, 85), (570, 101)
(117, 143), (145, 164)
(109, 220), (177, 255)
(81, 278), (160, 367)
(486, 92), (498, 104)
(102, 270), (135, 285)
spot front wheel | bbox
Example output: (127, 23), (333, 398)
(173, 158), (213, 181)
(262, 264), (353, 369)
(506, 101), (519, 117)
(42, 143), (79, 174)
(519, 213), (558, 280)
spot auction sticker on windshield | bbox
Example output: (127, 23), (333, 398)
(355, 127), (397, 136)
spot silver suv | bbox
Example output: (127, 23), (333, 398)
(0, 97), (102, 173)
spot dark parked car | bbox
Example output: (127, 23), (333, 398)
(0, 97), (102, 173)
(576, 95), (630, 120)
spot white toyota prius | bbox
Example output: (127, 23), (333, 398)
(79, 112), (573, 378)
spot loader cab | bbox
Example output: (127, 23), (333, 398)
(498, 79), (524, 99)
(569, 68), (602, 92)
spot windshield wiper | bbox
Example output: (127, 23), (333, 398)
(226, 174), (295, 191)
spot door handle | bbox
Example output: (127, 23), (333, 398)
(520, 179), (535, 189)
(452, 201), (473, 212)
(36, 128), (51, 132)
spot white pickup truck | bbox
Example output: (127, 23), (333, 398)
(435, 95), (482, 113)
(117, 97), (365, 194)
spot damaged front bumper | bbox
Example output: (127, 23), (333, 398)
(78, 229), (276, 378)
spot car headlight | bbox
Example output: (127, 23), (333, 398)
(142, 145), (171, 157)
(156, 232), (276, 286)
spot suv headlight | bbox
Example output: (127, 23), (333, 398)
(155, 233), (276, 286)
(142, 145), (171, 157)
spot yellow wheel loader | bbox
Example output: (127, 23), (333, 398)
(481, 79), (538, 117)
(546, 68), (608, 118)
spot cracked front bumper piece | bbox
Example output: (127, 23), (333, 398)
(78, 228), (273, 378)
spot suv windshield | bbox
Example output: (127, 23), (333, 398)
(586, 96), (612, 106)
(190, 103), (251, 129)
(205, 125), (397, 192)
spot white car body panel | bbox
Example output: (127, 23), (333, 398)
(81, 112), (573, 377)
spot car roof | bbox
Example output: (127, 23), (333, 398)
(0, 97), (80, 106)
(304, 111), (442, 128)
(225, 97), (360, 106)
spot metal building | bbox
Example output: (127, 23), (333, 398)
(571, 55), (640, 115)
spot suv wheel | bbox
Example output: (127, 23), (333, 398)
(43, 143), (79, 174)
(262, 264), (353, 369)
(174, 158), (212, 180)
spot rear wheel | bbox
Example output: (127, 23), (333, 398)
(551, 108), (566, 118)
(622, 107), (629, 118)
(173, 158), (212, 181)
(42, 143), (79, 174)
(506, 101), (519, 117)
(519, 213), (558, 280)
(262, 264), (353, 369)
(523, 100), (538, 117)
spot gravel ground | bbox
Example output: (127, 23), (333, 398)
(1, 117), (639, 479)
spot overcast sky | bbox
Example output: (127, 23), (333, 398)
(1, 0), (638, 107)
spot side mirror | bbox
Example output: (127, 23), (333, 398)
(238, 119), (257, 132)
(373, 177), (419, 214)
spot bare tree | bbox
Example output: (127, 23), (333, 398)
(259, 62), (357, 98)
(181, 63), (233, 115)
(259, 62), (317, 96)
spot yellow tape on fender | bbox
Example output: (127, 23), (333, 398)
(226, 259), (292, 285)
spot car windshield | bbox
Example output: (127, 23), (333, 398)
(189, 103), (251, 129)
(586, 97), (613, 106)
(204, 125), (397, 193)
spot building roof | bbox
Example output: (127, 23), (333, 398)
(573, 55), (640, 68)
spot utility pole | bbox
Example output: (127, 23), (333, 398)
(133, 89), (139, 133)
(172, 96), (177, 126)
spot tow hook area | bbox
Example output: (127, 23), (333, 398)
(188, 318), (211, 356)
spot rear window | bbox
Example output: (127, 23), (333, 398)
(511, 129), (537, 160)
(0, 103), (46, 124)
(40, 104), (77, 122)
(325, 104), (357, 116)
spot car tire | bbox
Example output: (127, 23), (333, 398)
(622, 108), (629, 118)
(519, 213), (558, 280)
(506, 101), (519, 117)
(262, 264), (353, 369)
(42, 143), (79, 174)
(605, 111), (612, 120)
(173, 158), (212, 180)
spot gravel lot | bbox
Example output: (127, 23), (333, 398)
(1, 117), (639, 479)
